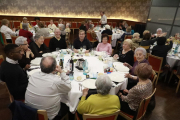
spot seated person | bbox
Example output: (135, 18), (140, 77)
(77, 75), (120, 120)
(65, 23), (71, 41)
(25, 56), (71, 120)
(113, 39), (134, 66)
(119, 26), (132, 42)
(143, 30), (150, 36)
(73, 30), (92, 53)
(152, 37), (173, 68)
(122, 21), (128, 31)
(118, 24), (123, 30)
(79, 21), (87, 33)
(167, 33), (180, 44)
(87, 24), (97, 40)
(58, 19), (65, 31)
(131, 32), (142, 48)
(48, 19), (57, 32)
(96, 34), (112, 55)
(86, 20), (92, 31)
(33, 17), (40, 26)
(101, 25), (112, 35)
(49, 28), (67, 52)
(15, 36), (34, 71)
(20, 17), (32, 29)
(152, 28), (163, 38)
(123, 47), (149, 90)
(0, 19), (16, 43)
(29, 34), (50, 57)
(0, 44), (28, 100)
(118, 63), (153, 117)
(36, 22), (50, 37)
(19, 23), (33, 44)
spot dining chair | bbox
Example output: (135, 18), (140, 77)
(54, 21), (59, 27)
(1, 32), (7, 45)
(87, 32), (98, 48)
(70, 22), (78, 34)
(150, 70), (158, 87)
(124, 35), (133, 40)
(77, 22), (82, 28)
(44, 36), (53, 47)
(80, 110), (120, 120)
(112, 22), (117, 28)
(93, 22), (98, 27)
(0, 55), (4, 65)
(30, 21), (37, 26)
(168, 70), (180, 93)
(108, 22), (112, 26)
(45, 21), (50, 27)
(148, 54), (165, 85)
(140, 46), (150, 51)
(11, 35), (18, 44)
(13, 21), (21, 29)
(108, 35), (112, 44)
(119, 88), (156, 120)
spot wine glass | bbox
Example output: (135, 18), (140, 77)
(83, 45), (86, 50)
(56, 48), (60, 51)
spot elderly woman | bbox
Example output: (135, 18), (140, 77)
(15, 36), (34, 70)
(48, 19), (57, 32)
(96, 34), (112, 55)
(167, 33), (180, 44)
(29, 34), (50, 57)
(87, 24), (97, 40)
(120, 26), (132, 42)
(118, 63), (152, 117)
(0, 19), (16, 43)
(58, 19), (65, 31)
(131, 33), (142, 48)
(101, 25), (112, 35)
(19, 23), (33, 44)
(36, 22), (50, 37)
(152, 37), (173, 68)
(65, 23), (71, 41)
(113, 39), (134, 66)
(123, 47), (149, 89)
(77, 75), (120, 120)
(86, 20), (92, 30)
(20, 17), (32, 29)
(49, 28), (67, 52)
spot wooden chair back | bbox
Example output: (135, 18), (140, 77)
(87, 32), (97, 43)
(11, 36), (18, 44)
(108, 35), (112, 44)
(124, 35), (133, 40)
(71, 22), (77, 28)
(148, 54), (163, 73)
(31, 21), (37, 26)
(83, 110), (120, 120)
(54, 21), (59, 27)
(13, 21), (20, 29)
(140, 46), (150, 50)
(112, 22), (117, 28)
(93, 22), (98, 27)
(108, 22), (112, 26)
(0, 55), (4, 65)
(37, 110), (48, 120)
(44, 37), (53, 47)
(45, 21), (50, 26)
(150, 70), (157, 86)
(78, 22), (81, 28)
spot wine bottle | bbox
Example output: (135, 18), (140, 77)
(69, 56), (74, 72)
(59, 59), (63, 68)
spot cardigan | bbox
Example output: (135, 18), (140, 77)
(18, 52), (34, 69)
(29, 42), (50, 57)
(96, 43), (112, 55)
(49, 37), (67, 52)
(101, 29), (113, 35)
(19, 29), (33, 44)
(117, 50), (134, 66)
(73, 38), (92, 50)
(0, 25), (16, 39)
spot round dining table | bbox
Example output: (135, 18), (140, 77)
(27, 50), (128, 113)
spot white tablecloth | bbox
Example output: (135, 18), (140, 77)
(28, 53), (128, 113)
(167, 55), (180, 68)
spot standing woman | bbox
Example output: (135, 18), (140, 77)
(0, 19), (16, 43)
(20, 17), (32, 29)
(29, 34), (50, 57)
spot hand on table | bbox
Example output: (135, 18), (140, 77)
(124, 73), (131, 78)
(123, 62), (130, 67)
(55, 65), (63, 73)
(24, 64), (31, 70)
(118, 92), (122, 97)
(39, 51), (43, 53)
(85, 50), (89, 53)
(113, 54), (119, 60)
(12, 28), (16, 31)
(123, 89), (129, 94)
(74, 49), (78, 53)
(82, 88), (89, 97)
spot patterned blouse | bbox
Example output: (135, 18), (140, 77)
(121, 80), (153, 111)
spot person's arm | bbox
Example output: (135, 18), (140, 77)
(7, 27), (16, 36)
(62, 38), (67, 49)
(167, 41), (173, 51)
(20, 23), (22, 29)
(86, 39), (92, 51)
(108, 44), (112, 55)
(96, 43), (100, 51)
(28, 31), (33, 38)
(121, 87), (138, 103)
(42, 44), (50, 53)
(123, 51), (134, 66)
(101, 15), (107, 24)
(149, 38), (158, 45)
(29, 44), (42, 57)
(28, 23), (32, 28)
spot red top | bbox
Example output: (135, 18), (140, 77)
(19, 29), (33, 44)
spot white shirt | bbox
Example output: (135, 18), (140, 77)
(48, 24), (57, 32)
(100, 14), (107, 24)
(6, 57), (18, 64)
(25, 72), (71, 120)
(0, 25), (16, 39)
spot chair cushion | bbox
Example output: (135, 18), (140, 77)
(120, 111), (134, 119)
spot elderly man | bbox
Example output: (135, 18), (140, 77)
(77, 75), (120, 120)
(73, 30), (92, 53)
(15, 36), (34, 70)
(48, 19), (57, 32)
(20, 17), (32, 29)
(99, 11), (107, 28)
(25, 56), (71, 120)
(49, 28), (67, 51)
(101, 25), (112, 35)
(0, 44), (28, 100)
(19, 23), (33, 44)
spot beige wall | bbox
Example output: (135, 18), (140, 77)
(0, 0), (151, 23)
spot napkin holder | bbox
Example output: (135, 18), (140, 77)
(76, 58), (85, 70)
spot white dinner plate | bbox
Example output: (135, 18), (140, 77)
(74, 75), (86, 82)
(30, 57), (42, 66)
(82, 79), (96, 89)
(108, 72), (127, 83)
(113, 62), (129, 72)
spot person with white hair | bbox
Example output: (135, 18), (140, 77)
(131, 32), (142, 48)
(15, 36), (34, 70)
(48, 19), (57, 32)
(77, 75), (120, 119)
(101, 25), (112, 35)
(19, 23), (33, 44)
(123, 47), (150, 89)
(65, 23), (71, 41)
(113, 39), (134, 66)
(49, 28), (67, 52)
(29, 34), (50, 57)
(155, 28), (163, 37)
(20, 17), (32, 29)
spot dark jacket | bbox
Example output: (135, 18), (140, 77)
(49, 37), (67, 52)
(101, 29), (113, 35)
(120, 32), (131, 42)
(73, 38), (92, 50)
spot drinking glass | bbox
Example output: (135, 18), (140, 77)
(83, 45), (86, 50)
(56, 48), (60, 51)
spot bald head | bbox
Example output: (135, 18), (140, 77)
(40, 56), (57, 73)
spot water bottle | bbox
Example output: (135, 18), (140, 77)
(174, 45), (179, 54)
(83, 60), (88, 75)
(59, 51), (64, 60)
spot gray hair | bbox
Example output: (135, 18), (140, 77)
(54, 28), (61, 32)
(15, 36), (27, 46)
(135, 47), (147, 56)
(22, 23), (28, 29)
(157, 28), (162, 32)
(133, 33), (140, 38)
(89, 24), (94, 29)
(95, 75), (112, 95)
(40, 56), (57, 73)
(34, 34), (43, 40)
